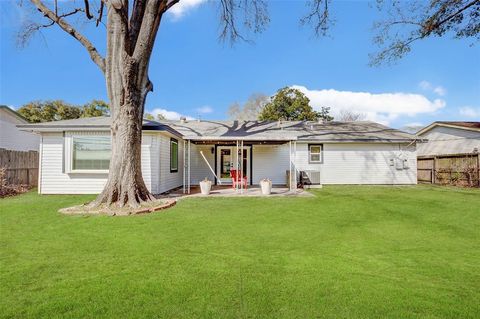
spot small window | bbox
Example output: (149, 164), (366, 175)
(170, 138), (178, 172)
(309, 144), (323, 163)
(72, 136), (111, 171)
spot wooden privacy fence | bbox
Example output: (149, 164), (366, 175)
(0, 148), (39, 187)
(417, 152), (480, 187)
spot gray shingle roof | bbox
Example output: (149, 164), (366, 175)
(162, 120), (418, 142)
(17, 116), (419, 143)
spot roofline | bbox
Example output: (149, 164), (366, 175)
(185, 136), (298, 141)
(0, 105), (29, 123)
(417, 122), (480, 135)
(16, 123), (184, 138)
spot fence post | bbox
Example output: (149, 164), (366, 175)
(433, 156), (437, 184)
(477, 153), (480, 188)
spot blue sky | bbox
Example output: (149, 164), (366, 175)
(1, 0), (479, 128)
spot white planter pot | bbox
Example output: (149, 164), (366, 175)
(199, 181), (212, 195)
(260, 180), (272, 195)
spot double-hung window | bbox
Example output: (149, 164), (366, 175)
(72, 136), (111, 172)
(309, 144), (323, 163)
(170, 138), (178, 172)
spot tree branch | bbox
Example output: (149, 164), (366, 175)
(84, 0), (93, 19)
(132, 0), (165, 63)
(301, 0), (333, 37)
(30, 0), (106, 74)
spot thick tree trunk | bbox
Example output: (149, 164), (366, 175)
(91, 1), (159, 208)
(92, 93), (155, 208)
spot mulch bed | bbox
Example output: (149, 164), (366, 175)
(59, 198), (177, 216)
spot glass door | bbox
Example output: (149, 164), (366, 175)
(216, 146), (250, 184)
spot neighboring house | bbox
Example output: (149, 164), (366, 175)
(18, 117), (419, 194)
(416, 121), (480, 156)
(0, 105), (39, 151)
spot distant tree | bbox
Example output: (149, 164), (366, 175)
(18, 100), (78, 123)
(258, 87), (333, 121)
(18, 100), (109, 123)
(81, 100), (109, 117)
(401, 124), (424, 134)
(317, 106), (334, 122)
(144, 113), (155, 120)
(337, 109), (366, 122)
(227, 93), (269, 120)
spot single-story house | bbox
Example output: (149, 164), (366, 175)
(18, 117), (420, 194)
(416, 121), (480, 157)
(0, 105), (39, 152)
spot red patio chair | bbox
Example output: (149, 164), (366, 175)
(230, 169), (248, 189)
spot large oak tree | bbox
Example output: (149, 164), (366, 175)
(21, 0), (479, 208)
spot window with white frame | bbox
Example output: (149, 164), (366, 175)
(72, 136), (111, 171)
(170, 138), (178, 172)
(309, 144), (323, 163)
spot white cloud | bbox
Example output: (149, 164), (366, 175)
(419, 80), (432, 91)
(433, 86), (446, 96)
(168, 0), (207, 20)
(459, 106), (480, 118)
(292, 85), (446, 125)
(149, 108), (194, 120)
(196, 105), (213, 114)
(419, 80), (446, 96)
(403, 122), (424, 127)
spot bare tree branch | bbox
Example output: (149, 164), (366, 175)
(217, 0), (269, 43)
(164, 0), (180, 12)
(371, 0), (480, 66)
(301, 0), (333, 37)
(96, 0), (105, 27)
(84, 0), (94, 19)
(29, 0), (106, 73)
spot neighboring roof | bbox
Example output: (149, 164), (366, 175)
(417, 121), (480, 135)
(18, 116), (419, 143)
(0, 105), (29, 123)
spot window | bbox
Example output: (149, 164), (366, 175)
(309, 144), (323, 163)
(72, 136), (111, 171)
(170, 138), (178, 172)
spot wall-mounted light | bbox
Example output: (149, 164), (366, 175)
(211, 147), (214, 154)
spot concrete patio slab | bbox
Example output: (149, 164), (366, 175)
(157, 186), (314, 199)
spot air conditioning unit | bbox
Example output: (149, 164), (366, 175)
(300, 170), (322, 188)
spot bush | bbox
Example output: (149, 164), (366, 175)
(0, 168), (30, 198)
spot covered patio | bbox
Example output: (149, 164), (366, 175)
(181, 137), (299, 195)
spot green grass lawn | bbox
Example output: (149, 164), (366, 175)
(1, 186), (479, 318)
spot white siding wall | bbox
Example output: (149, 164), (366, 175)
(39, 131), (155, 194)
(252, 144), (289, 185)
(417, 126), (480, 156)
(0, 110), (39, 151)
(251, 142), (417, 185)
(189, 144), (215, 185)
(155, 134), (184, 194)
(318, 143), (417, 184)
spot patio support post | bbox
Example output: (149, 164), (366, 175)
(236, 140), (239, 192)
(188, 140), (191, 194)
(289, 141), (292, 191)
(294, 141), (297, 190)
(241, 140), (244, 194)
(183, 140), (186, 194)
